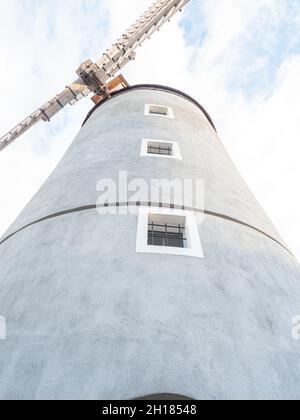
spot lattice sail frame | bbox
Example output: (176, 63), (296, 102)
(0, 0), (189, 152)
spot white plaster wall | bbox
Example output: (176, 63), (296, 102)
(0, 87), (300, 400)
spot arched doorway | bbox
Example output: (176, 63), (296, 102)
(135, 393), (193, 400)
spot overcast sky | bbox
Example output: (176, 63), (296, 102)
(0, 0), (299, 260)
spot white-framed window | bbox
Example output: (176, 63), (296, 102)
(144, 104), (174, 119)
(136, 207), (204, 258)
(140, 139), (182, 160)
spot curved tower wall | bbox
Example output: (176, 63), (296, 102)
(0, 86), (300, 400)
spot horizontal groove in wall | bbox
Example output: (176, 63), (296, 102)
(0, 202), (291, 255)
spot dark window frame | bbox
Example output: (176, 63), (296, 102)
(148, 222), (186, 248)
(147, 144), (173, 156)
(149, 105), (169, 116)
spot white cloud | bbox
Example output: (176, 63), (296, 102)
(0, 0), (299, 260)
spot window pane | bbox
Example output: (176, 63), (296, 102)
(147, 145), (172, 156)
(149, 105), (169, 116)
(147, 142), (173, 156)
(148, 223), (186, 249)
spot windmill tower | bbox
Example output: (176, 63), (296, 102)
(1, 0), (300, 401)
